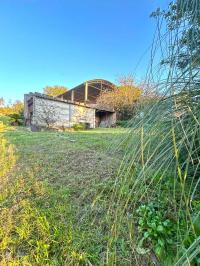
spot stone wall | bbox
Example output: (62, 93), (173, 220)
(24, 94), (34, 125)
(24, 93), (117, 130)
(26, 95), (95, 129)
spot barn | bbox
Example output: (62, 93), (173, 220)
(24, 79), (116, 130)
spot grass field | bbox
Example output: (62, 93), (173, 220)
(5, 127), (125, 191)
(1, 126), (199, 265)
(1, 127), (126, 265)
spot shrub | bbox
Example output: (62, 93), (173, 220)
(9, 113), (24, 126)
(72, 123), (90, 131)
(96, 75), (142, 120)
(0, 115), (14, 126)
(0, 100), (24, 126)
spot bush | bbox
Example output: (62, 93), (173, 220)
(9, 113), (24, 126)
(0, 100), (24, 126)
(72, 123), (90, 131)
(0, 115), (14, 126)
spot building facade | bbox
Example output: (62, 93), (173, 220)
(24, 79), (116, 130)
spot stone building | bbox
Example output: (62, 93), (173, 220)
(24, 79), (116, 130)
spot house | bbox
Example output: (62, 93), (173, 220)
(24, 79), (116, 130)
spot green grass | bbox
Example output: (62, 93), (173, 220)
(0, 127), (126, 265)
(1, 124), (199, 265)
(4, 127), (125, 189)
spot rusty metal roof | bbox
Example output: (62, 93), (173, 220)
(59, 79), (115, 104)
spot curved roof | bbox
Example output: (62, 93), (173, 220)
(60, 78), (115, 104)
(71, 79), (115, 91)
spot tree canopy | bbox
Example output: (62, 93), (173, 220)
(97, 76), (142, 120)
(151, 0), (200, 70)
(0, 99), (24, 125)
(43, 86), (68, 97)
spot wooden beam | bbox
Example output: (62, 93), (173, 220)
(71, 90), (74, 102)
(85, 82), (88, 102)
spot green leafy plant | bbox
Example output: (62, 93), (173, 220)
(136, 203), (175, 260)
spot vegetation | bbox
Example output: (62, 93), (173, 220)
(116, 120), (128, 128)
(97, 76), (142, 120)
(0, 0), (199, 265)
(34, 98), (58, 129)
(101, 0), (200, 265)
(136, 203), (176, 258)
(152, 1), (200, 70)
(72, 122), (90, 131)
(0, 127), (124, 265)
(0, 100), (24, 126)
(43, 86), (68, 97)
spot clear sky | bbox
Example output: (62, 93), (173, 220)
(0, 0), (169, 103)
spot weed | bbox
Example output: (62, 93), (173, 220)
(136, 203), (175, 260)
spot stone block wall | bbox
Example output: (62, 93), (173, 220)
(25, 94), (95, 129)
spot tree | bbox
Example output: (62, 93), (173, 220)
(11, 101), (24, 114)
(9, 101), (24, 125)
(43, 86), (68, 97)
(0, 100), (24, 125)
(151, 0), (200, 179)
(137, 82), (163, 108)
(0, 100), (23, 115)
(35, 99), (58, 128)
(0, 97), (4, 107)
(151, 0), (200, 70)
(97, 76), (142, 120)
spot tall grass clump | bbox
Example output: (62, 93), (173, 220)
(99, 0), (200, 265)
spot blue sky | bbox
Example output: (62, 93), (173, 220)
(0, 0), (169, 103)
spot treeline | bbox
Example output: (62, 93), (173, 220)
(97, 75), (161, 121)
(0, 98), (24, 126)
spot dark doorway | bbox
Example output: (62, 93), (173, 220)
(95, 110), (116, 128)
